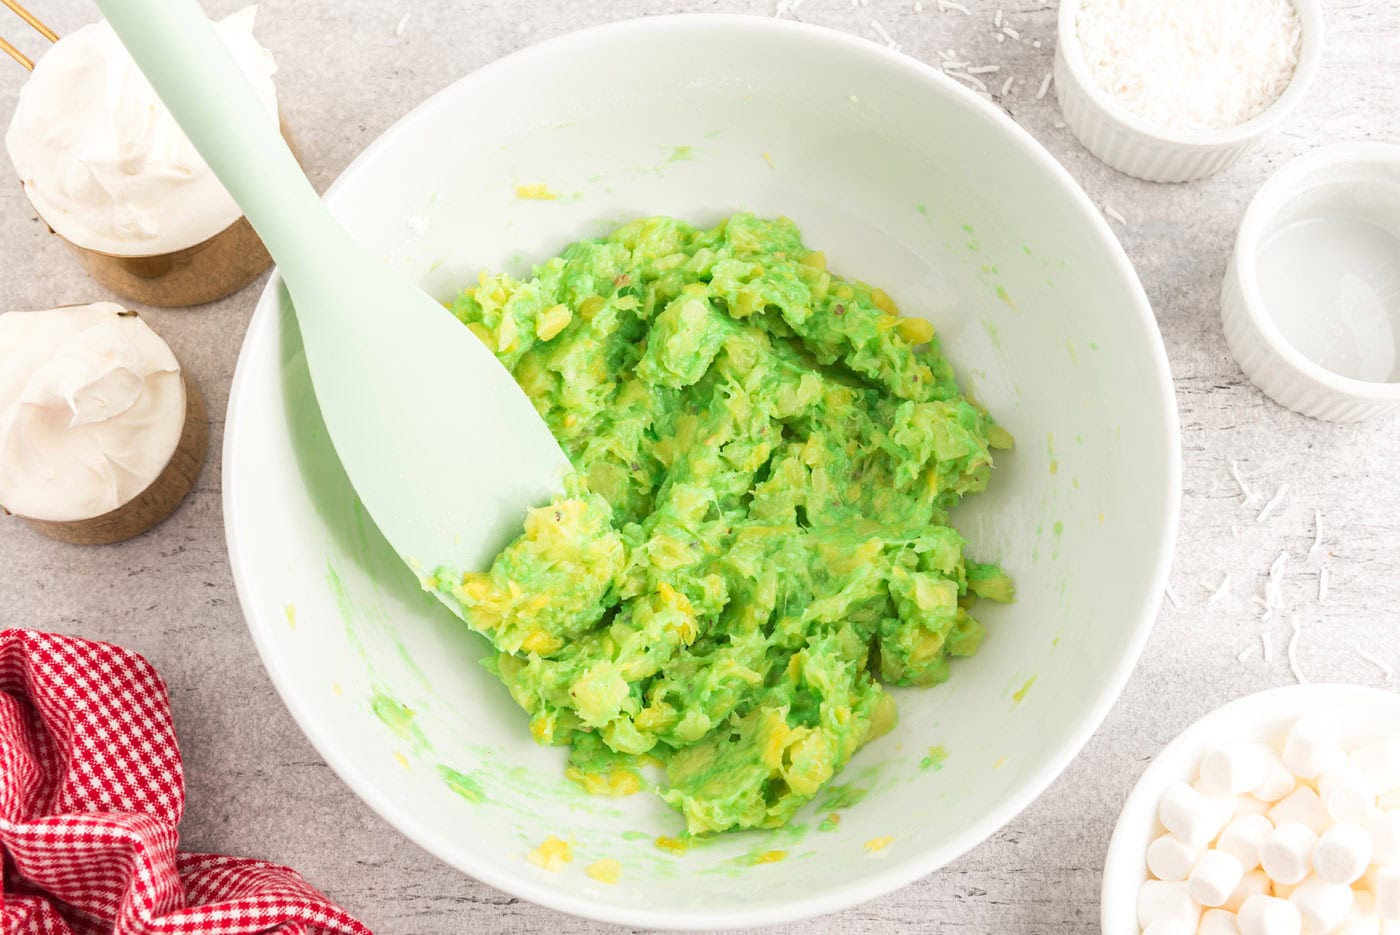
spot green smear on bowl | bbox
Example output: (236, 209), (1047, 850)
(437, 764), (487, 803)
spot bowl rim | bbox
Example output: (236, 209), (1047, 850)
(1231, 140), (1400, 401)
(1100, 683), (1400, 934)
(224, 12), (1183, 930)
(1055, 0), (1325, 149)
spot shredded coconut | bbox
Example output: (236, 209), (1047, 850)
(1287, 621), (1307, 684)
(1206, 573), (1231, 605)
(1164, 583), (1181, 608)
(1229, 460), (1256, 503)
(1036, 72), (1053, 99)
(1256, 482), (1289, 523)
(1357, 647), (1395, 682)
(1310, 510), (1323, 553)
(1075, 0), (1302, 131)
(947, 70), (988, 91)
(1003, 25), (1020, 39)
(394, 12), (410, 36)
(1104, 205), (1127, 225)
(1001, 75), (1015, 96)
(1237, 644), (1258, 663)
(937, 0), (971, 13)
(1261, 632), (1274, 661)
(967, 64), (1001, 74)
(1265, 551), (1287, 610)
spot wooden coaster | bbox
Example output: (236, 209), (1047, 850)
(11, 371), (209, 545)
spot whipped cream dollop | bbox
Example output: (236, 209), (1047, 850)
(4, 7), (278, 256)
(0, 303), (186, 522)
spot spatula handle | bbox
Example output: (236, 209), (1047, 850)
(94, 0), (344, 284)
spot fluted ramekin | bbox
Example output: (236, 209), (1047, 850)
(1222, 142), (1400, 422)
(1054, 0), (1324, 183)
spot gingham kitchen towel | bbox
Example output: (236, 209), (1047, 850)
(0, 628), (372, 935)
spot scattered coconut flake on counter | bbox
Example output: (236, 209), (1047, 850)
(1228, 459), (1257, 504)
(936, 0), (970, 13)
(967, 65), (1000, 74)
(1001, 75), (1014, 96)
(996, 33), (1005, 43)
(994, 9), (1002, 27)
(1357, 647), (1395, 682)
(1164, 583), (1181, 608)
(1310, 509), (1324, 552)
(1002, 25), (1020, 39)
(1036, 72), (1052, 99)
(1261, 631), (1273, 661)
(1265, 550), (1288, 609)
(1287, 620), (1308, 684)
(1032, 39), (1042, 49)
(1206, 573), (1231, 605)
(1318, 566), (1329, 603)
(1104, 205), (1126, 225)
(1074, 0), (1302, 131)
(869, 19), (898, 49)
(1256, 482), (1289, 523)
(1237, 643), (1258, 663)
(1053, 121), (1066, 128)
(947, 70), (988, 91)
(394, 12), (409, 36)
(914, 1), (924, 11)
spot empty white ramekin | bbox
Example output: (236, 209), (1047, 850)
(1054, 0), (1324, 183)
(1221, 142), (1400, 422)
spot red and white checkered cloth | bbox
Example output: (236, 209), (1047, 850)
(0, 628), (372, 935)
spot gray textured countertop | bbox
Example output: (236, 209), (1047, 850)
(2, 1), (1398, 932)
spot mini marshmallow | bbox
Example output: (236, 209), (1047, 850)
(1162, 781), (1229, 849)
(1203, 744), (1273, 796)
(1283, 714), (1345, 780)
(1139, 879), (1202, 929)
(1337, 891), (1380, 935)
(1260, 822), (1319, 885)
(1269, 787), (1332, 835)
(1351, 739), (1400, 797)
(1321, 765), (1381, 825)
(1237, 894), (1302, 935)
(1314, 822), (1374, 884)
(1143, 921), (1194, 935)
(1372, 813), (1400, 864)
(1224, 870), (1272, 913)
(1255, 748), (1299, 803)
(1336, 915), (1381, 935)
(1289, 875), (1354, 934)
(1148, 833), (1201, 882)
(1378, 865), (1400, 920)
(1200, 908), (1242, 935)
(1236, 796), (1272, 817)
(1191, 850), (1248, 907)
(1217, 814), (1274, 871)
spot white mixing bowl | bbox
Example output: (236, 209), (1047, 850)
(224, 15), (1180, 929)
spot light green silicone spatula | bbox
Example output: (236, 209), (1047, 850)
(95, 0), (570, 579)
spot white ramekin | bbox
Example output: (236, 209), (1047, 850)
(1054, 0), (1324, 183)
(1221, 142), (1400, 422)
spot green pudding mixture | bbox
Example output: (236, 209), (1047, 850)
(430, 214), (1013, 835)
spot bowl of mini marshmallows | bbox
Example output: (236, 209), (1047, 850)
(1103, 684), (1400, 935)
(1054, 0), (1324, 183)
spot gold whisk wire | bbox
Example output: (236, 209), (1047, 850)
(2, 0), (58, 72)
